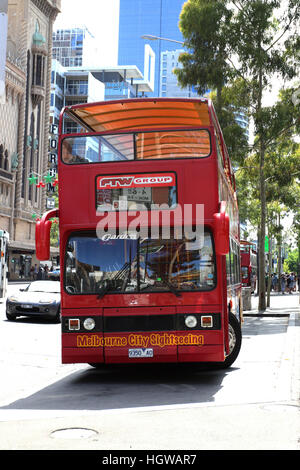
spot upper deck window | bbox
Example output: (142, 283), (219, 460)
(61, 129), (211, 164)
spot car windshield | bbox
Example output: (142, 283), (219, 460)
(26, 281), (60, 293)
(64, 230), (216, 295)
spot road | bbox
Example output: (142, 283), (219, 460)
(0, 282), (299, 451)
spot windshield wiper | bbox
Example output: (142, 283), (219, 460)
(97, 279), (113, 299)
(159, 276), (182, 297)
(97, 262), (131, 299)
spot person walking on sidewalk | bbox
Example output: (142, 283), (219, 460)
(281, 274), (286, 294)
(272, 273), (278, 291)
(288, 272), (295, 294)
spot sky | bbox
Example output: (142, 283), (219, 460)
(54, 0), (120, 64)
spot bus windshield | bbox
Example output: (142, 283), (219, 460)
(64, 230), (216, 295)
(61, 129), (211, 164)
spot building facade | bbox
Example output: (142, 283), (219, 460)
(51, 23), (154, 127)
(0, 0), (60, 280)
(50, 63), (153, 130)
(118, 0), (186, 97)
(52, 26), (98, 68)
(160, 49), (198, 98)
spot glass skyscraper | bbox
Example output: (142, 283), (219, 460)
(118, 0), (186, 97)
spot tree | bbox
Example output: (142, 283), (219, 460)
(175, 0), (300, 310)
(174, 0), (233, 115)
(283, 249), (299, 273)
(210, 79), (250, 166)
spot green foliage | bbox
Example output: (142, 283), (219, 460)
(210, 79), (250, 166)
(283, 249), (299, 273)
(175, 0), (300, 309)
(175, 0), (233, 103)
(50, 193), (59, 247)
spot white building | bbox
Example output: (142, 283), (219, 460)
(160, 49), (198, 98)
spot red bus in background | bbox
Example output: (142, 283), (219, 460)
(241, 241), (257, 293)
(36, 98), (242, 368)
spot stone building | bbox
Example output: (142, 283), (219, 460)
(0, 0), (60, 280)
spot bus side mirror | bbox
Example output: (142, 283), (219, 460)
(35, 209), (59, 261)
(213, 201), (229, 255)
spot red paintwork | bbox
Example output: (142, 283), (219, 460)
(241, 241), (257, 290)
(37, 98), (240, 365)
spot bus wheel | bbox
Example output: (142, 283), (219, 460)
(215, 312), (242, 369)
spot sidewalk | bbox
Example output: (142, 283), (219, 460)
(244, 291), (300, 404)
(244, 289), (300, 314)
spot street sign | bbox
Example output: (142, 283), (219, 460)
(46, 197), (56, 209)
(265, 236), (269, 253)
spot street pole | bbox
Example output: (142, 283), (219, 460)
(141, 34), (185, 98)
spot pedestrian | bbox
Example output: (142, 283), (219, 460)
(37, 265), (43, 280)
(281, 274), (286, 295)
(44, 265), (49, 279)
(286, 273), (292, 294)
(19, 265), (24, 279)
(30, 266), (34, 281)
(33, 264), (38, 280)
(289, 272), (295, 293)
(272, 273), (278, 292)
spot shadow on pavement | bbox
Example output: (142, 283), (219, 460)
(1, 362), (231, 411)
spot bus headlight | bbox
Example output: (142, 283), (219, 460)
(185, 315), (197, 328)
(83, 317), (96, 331)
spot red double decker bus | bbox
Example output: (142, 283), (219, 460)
(241, 241), (257, 293)
(36, 98), (242, 368)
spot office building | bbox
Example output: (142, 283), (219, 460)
(235, 110), (250, 142)
(50, 63), (153, 127)
(160, 49), (198, 98)
(118, 0), (186, 97)
(0, 0), (60, 280)
(51, 24), (154, 126)
(52, 26), (98, 68)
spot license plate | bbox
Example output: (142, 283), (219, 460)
(21, 304), (32, 309)
(128, 348), (153, 358)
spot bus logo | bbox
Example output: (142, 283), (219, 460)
(98, 173), (175, 189)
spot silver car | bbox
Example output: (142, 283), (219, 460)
(6, 281), (61, 322)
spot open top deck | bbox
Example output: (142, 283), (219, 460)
(62, 97), (213, 133)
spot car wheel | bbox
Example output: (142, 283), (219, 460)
(6, 311), (17, 321)
(53, 307), (61, 323)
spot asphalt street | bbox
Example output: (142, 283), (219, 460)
(0, 283), (299, 451)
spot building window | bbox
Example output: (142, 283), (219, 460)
(32, 54), (46, 87)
